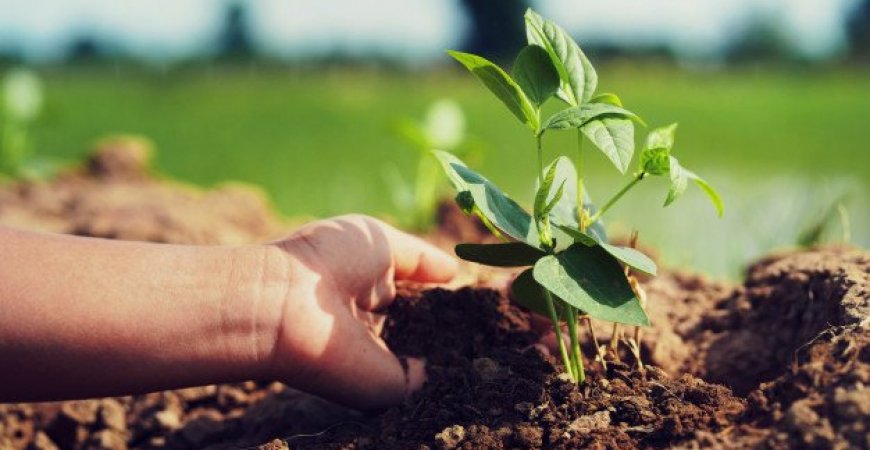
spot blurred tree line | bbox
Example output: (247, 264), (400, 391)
(1, 0), (869, 67)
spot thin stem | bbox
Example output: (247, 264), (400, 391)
(589, 172), (645, 224)
(565, 305), (585, 383)
(536, 135), (544, 187)
(576, 130), (586, 231)
(544, 291), (575, 381)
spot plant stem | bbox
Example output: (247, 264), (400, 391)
(576, 130), (586, 231)
(589, 172), (645, 224)
(565, 305), (585, 383)
(544, 291), (575, 381)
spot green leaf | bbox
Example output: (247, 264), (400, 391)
(687, 171), (724, 216)
(590, 92), (623, 106)
(534, 157), (560, 216)
(455, 242), (546, 267)
(639, 147), (670, 176)
(542, 181), (566, 216)
(511, 268), (551, 316)
(581, 117), (635, 174)
(554, 225), (656, 275)
(433, 150), (540, 247)
(664, 156), (688, 207)
(645, 123), (678, 151)
(447, 50), (538, 130)
(533, 244), (649, 326)
(541, 103), (640, 134)
(511, 45), (560, 108)
(536, 158), (608, 243)
(524, 8), (597, 105)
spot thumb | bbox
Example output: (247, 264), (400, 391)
(384, 226), (458, 283)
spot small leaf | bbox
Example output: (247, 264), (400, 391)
(534, 158), (559, 216)
(456, 242), (546, 267)
(687, 171), (724, 217)
(581, 117), (635, 174)
(510, 268), (551, 316)
(664, 156), (688, 207)
(512, 45), (560, 108)
(432, 150), (470, 192)
(590, 92), (623, 106)
(447, 50), (538, 130)
(533, 244), (649, 326)
(525, 9), (597, 105)
(645, 123), (678, 151)
(555, 225), (656, 275)
(541, 103), (640, 134)
(542, 181), (566, 216)
(639, 147), (670, 176)
(536, 157), (608, 242)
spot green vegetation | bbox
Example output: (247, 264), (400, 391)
(0, 68), (50, 178)
(436, 9), (721, 383)
(9, 57), (869, 276)
(388, 99), (481, 230)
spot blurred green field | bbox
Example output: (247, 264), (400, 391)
(25, 64), (870, 278)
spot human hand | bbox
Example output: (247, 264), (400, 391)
(265, 215), (457, 410)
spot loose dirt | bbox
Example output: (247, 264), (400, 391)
(0, 144), (867, 449)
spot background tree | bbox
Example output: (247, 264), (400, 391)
(458, 0), (529, 61)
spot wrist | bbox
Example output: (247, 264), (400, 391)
(219, 243), (291, 381)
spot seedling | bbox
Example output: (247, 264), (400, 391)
(435, 9), (722, 383)
(0, 68), (44, 179)
(387, 99), (482, 230)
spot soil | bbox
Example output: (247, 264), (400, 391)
(0, 144), (867, 449)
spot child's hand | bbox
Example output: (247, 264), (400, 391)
(267, 215), (457, 410)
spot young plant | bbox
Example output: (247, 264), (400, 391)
(0, 68), (45, 179)
(387, 99), (481, 230)
(436, 9), (722, 383)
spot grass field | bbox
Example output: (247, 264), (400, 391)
(20, 63), (870, 278)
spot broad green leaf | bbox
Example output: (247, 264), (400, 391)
(511, 45), (559, 108)
(447, 50), (538, 130)
(664, 156), (688, 206)
(687, 171), (724, 217)
(533, 244), (649, 326)
(511, 268), (551, 316)
(541, 103), (640, 134)
(581, 117), (635, 174)
(456, 242), (546, 267)
(524, 9), (597, 105)
(433, 150), (470, 192)
(645, 123), (678, 151)
(433, 151), (540, 247)
(591, 92), (623, 106)
(555, 225), (656, 275)
(639, 147), (670, 176)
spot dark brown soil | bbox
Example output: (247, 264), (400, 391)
(0, 144), (867, 449)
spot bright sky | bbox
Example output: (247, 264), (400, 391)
(0, 0), (859, 62)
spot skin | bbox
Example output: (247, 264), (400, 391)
(0, 215), (457, 411)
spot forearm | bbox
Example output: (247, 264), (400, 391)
(0, 226), (287, 401)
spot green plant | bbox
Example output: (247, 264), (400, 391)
(435, 9), (722, 383)
(0, 68), (53, 180)
(387, 98), (482, 230)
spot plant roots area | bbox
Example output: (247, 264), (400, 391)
(1, 145), (868, 450)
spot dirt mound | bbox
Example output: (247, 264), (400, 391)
(0, 137), (286, 244)
(0, 144), (868, 449)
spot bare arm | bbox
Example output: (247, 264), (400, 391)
(0, 215), (456, 410)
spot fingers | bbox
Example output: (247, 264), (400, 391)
(295, 320), (424, 411)
(382, 225), (457, 283)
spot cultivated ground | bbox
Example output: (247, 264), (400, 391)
(0, 145), (867, 449)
